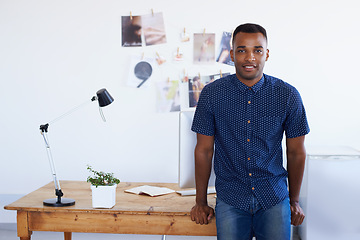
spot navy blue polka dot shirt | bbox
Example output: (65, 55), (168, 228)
(192, 73), (310, 210)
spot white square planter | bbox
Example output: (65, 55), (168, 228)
(91, 184), (117, 208)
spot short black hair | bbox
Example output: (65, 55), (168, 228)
(232, 23), (267, 46)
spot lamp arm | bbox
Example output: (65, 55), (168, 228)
(46, 97), (96, 126)
(38, 96), (98, 195)
(39, 96), (97, 204)
(38, 89), (112, 207)
(40, 130), (62, 196)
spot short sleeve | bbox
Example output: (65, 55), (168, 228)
(191, 86), (215, 136)
(284, 88), (310, 138)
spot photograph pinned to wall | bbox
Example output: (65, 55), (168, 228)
(180, 28), (190, 42)
(193, 33), (215, 63)
(216, 32), (234, 66)
(155, 52), (166, 65)
(121, 15), (142, 47)
(142, 12), (167, 46)
(181, 72), (189, 83)
(155, 79), (180, 113)
(188, 75), (203, 108)
(127, 55), (155, 88)
(173, 47), (184, 61)
(188, 72), (230, 108)
(178, 70), (190, 110)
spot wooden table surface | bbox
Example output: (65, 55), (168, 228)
(5, 181), (217, 240)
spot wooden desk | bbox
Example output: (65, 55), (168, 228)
(4, 181), (216, 240)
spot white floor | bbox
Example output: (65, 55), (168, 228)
(0, 223), (300, 240)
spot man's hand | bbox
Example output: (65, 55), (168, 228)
(290, 201), (305, 226)
(190, 203), (215, 225)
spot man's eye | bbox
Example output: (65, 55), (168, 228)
(237, 50), (245, 53)
(255, 50), (263, 53)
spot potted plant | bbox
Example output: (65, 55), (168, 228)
(87, 165), (120, 208)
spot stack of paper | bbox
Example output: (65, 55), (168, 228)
(125, 185), (175, 197)
(176, 186), (216, 196)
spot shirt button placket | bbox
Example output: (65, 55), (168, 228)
(246, 94), (252, 146)
(247, 89), (254, 192)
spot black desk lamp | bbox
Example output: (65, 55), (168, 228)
(40, 88), (114, 207)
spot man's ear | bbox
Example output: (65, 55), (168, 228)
(230, 49), (234, 62)
(265, 49), (269, 61)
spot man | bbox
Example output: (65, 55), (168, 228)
(190, 23), (310, 240)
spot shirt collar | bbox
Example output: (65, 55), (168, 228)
(232, 74), (265, 93)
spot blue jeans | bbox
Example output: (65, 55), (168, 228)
(215, 196), (291, 240)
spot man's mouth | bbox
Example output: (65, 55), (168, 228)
(243, 65), (256, 71)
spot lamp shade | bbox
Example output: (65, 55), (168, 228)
(96, 88), (114, 107)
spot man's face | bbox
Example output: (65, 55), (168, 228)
(230, 32), (269, 86)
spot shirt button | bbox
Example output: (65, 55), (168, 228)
(252, 187), (255, 190)
(247, 120), (251, 123)
(249, 173), (252, 176)
(247, 139), (250, 142)
(248, 101), (251, 104)
(248, 157), (251, 160)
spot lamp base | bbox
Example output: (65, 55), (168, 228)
(43, 198), (75, 207)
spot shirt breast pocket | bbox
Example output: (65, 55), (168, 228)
(254, 116), (283, 139)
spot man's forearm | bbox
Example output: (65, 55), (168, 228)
(194, 146), (213, 205)
(287, 148), (306, 203)
(286, 136), (306, 203)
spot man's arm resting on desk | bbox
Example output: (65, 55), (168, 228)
(190, 133), (215, 225)
(286, 135), (306, 226)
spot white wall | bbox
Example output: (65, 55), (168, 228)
(1, 0), (359, 204)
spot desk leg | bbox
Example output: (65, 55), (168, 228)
(161, 235), (166, 240)
(64, 232), (72, 240)
(17, 211), (32, 240)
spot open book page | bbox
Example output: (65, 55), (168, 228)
(125, 185), (175, 197)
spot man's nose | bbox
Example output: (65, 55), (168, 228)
(245, 52), (255, 61)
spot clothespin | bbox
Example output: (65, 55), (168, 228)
(151, 8), (154, 16)
(141, 52), (145, 60)
(184, 28), (186, 34)
(220, 70), (223, 78)
(203, 28), (206, 36)
(198, 72), (201, 78)
(167, 77), (170, 83)
(156, 52), (160, 58)
(177, 47), (180, 56)
(181, 69), (189, 83)
(130, 11), (133, 20)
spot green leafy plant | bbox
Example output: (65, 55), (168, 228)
(86, 165), (120, 187)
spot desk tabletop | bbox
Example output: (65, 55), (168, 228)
(5, 181), (217, 236)
(5, 181), (216, 216)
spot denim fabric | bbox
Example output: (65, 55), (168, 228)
(215, 196), (291, 240)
